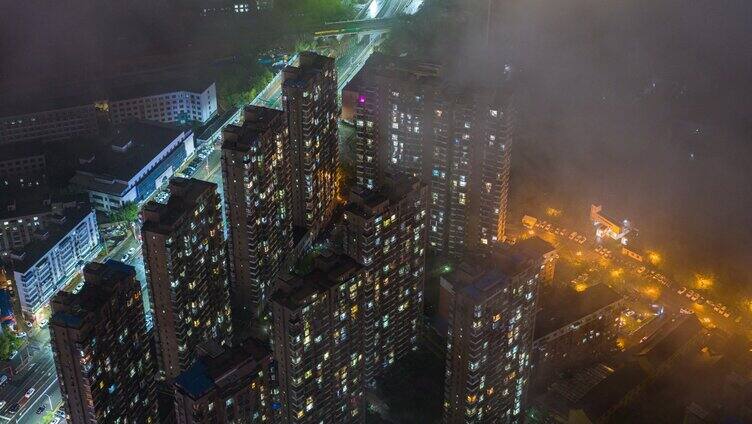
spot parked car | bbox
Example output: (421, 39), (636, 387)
(25, 387), (35, 398)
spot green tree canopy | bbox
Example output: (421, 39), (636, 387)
(108, 201), (140, 223)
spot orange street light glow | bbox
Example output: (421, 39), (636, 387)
(546, 207), (562, 217)
(695, 274), (714, 290)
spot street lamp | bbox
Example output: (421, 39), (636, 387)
(44, 393), (53, 410)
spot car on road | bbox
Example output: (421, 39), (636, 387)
(36, 404), (46, 414)
(8, 403), (19, 413)
(25, 387), (36, 398)
(0, 374), (8, 385)
(0, 400), (5, 409)
(17, 332), (27, 338)
(39, 319), (48, 327)
(122, 253), (130, 262)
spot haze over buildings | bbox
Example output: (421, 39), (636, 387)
(3, 0), (752, 423)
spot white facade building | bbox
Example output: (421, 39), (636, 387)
(69, 122), (195, 212)
(1, 81), (217, 145)
(108, 82), (218, 125)
(8, 206), (101, 318)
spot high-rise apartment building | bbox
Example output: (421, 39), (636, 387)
(222, 106), (293, 328)
(339, 175), (428, 383)
(50, 260), (158, 423)
(344, 53), (515, 255)
(172, 338), (276, 424)
(270, 254), (366, 423)
(440, 247), (542, 423)
(141, 178), (232, 380)
(282, 52), (339, 235)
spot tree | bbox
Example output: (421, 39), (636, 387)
(0, 331), (22, 361)
(40, 411), (55, 424)
(108, 202), (140, 223)
(0, 333), (9, 361)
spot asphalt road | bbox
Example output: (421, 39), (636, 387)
(0, 329), (62, 424)
(529, 217), (750, 339)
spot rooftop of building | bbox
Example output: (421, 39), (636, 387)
(344, 174), (424, 218)
(271, 253), (361, 311)
(221, 106), (285, 152)
(443, 248), (536, 302)
(515, 237), (556, 260)
(141, 178), (216, 235)
(0, 187), (52, 221)
(50, 260), (137, 329)
(173, 337), (271, 400)
(74, 120), (188, 183)
(346, 53), (442, 90)
(574, 361), (648, 420)
(534, 283), (623, 339)
(9, 203), (95, 272)
(282, 52), (335, 88)
(1, 76), (215, 118)
(346, 52), (513, 106)
(637, 315), (704, 366)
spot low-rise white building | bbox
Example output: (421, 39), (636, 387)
(69, 121), (195, 213)
(107, 81), (218, 125)
(1, 80), (217, 145)
(6, 205), (101, 319)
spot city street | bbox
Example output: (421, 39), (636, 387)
(0, 329), (62, 424)
(523, 212), (752, 341)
